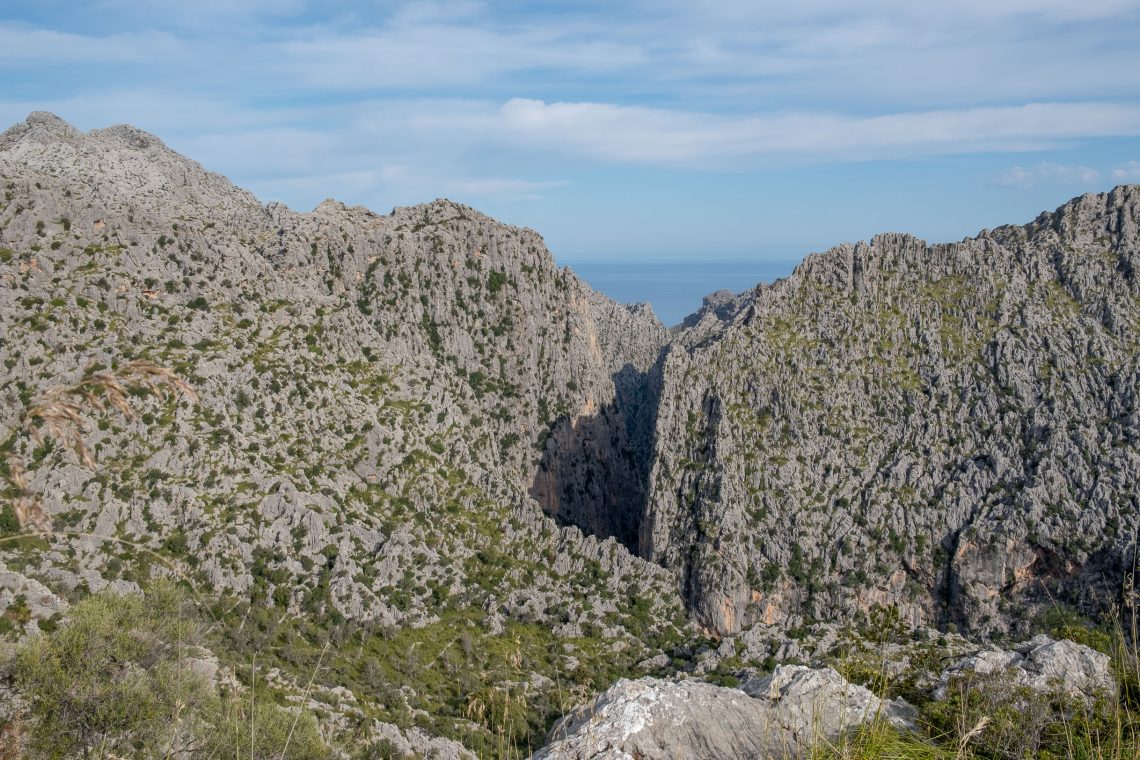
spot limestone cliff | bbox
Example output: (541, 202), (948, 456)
(3, 111), (1140, 752)
(646, 187), (1140, 636)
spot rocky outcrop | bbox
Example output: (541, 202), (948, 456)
(935, 634), (1115, 702)
(359, 721), (477, 760)
(534, 633), (1115, 759)
(534, 667), (913, 759)
(0, 564), (66, 636)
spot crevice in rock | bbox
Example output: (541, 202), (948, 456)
(529, 358), (664, 554)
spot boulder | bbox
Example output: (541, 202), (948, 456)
(533, 666), (914, 759)
(935, 635), (1114, 702)
(740, 665), (916, 746)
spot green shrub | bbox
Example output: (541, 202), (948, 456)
(487, 270), (509, 294)
(197, 694), (331, 760)
(0, 503), (19, 535)
(11, 582), (209, 758)
(9, 583), (333, 759)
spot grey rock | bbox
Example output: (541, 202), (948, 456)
(935, 634), (1114, 702)
(642, 187), (1140, 636)
(368, 721), (478, 760)
(637, 653), (670, 671)
(0, 564), (66, 634)
(535, 669), (912, 759)
(740, 665), (915, 739)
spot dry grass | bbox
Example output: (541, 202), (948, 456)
(4, 361), (195, 530)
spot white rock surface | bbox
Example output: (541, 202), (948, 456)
(534, 667), (914, 759)
(935, 635), (1114, 702)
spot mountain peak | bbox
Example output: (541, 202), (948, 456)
(0, 111), (81, 150)
(24, 110), (78, 133)
(0, 112), (264, 222)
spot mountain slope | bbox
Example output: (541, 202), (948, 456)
(0, 112), (686, 753)
(644, 186), (1140, 636)
(3, 111), (1140, 753)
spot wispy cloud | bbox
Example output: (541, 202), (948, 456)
(1112, 161), (1140, 181)
(666, 0), (1138, 26)
(91, 0), (308, 30)
(0, 24), (184, 63)
(499, 100), (1140, 167)
(7, 1), (1138, 106)
(442, 178), (570, 201)
(6, 89), (1135, 210)
(273, 23), (644, 91)
(992, 162), (1102, 189)
(244, 166), (567, 208)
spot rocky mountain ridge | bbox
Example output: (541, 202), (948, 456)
(642, 187), (1140, 637)
(2, 112), (1139, 756)
(0, 112), (684, 754)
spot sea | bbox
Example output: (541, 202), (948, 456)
(562, 259), (799, 327)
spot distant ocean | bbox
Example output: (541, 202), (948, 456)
(562, 259), (799, 327)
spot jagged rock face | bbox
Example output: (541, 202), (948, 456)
(530, 326), (665, 552)
(643, 186), (1140, 636)
(0, 112), (681, 641)
(4, 110), (1140, 653)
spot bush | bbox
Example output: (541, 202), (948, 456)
(197, 694), (331, 760)
(11, 582), (209, 758)
(8, 583), (333, 759)
(487, 270), (509, 294)
(920, 668), (1131, 760)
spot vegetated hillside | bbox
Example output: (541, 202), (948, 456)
(3, 110), (1140, 756)
(0, 112), (686, 754)
(644, 186), (1140, 638)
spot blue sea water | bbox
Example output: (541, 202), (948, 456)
(562, 259), (799, 327)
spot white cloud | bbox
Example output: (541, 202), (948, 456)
(993, 162), (1102, 188)
(4, 1), (1139, 112)
(4, 92), (1135, 211)
(633, 1), (1140, 108)
(0, 24), (184, 63)
(665, 0), (1137, 27)
(273, 23), (644, 90)
(498, 100), (1140, 167)
(91, 0), (307, 29)
(245, 167), (567, 208)
(1112, 161), (1140, 181)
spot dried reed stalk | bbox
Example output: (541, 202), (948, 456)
(5, 361), (195, 530)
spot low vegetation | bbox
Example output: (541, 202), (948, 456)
(1, 582), (330, 759)
(820, 609), (1140, 760)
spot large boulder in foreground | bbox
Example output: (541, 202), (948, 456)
(532, 666), (914, 759)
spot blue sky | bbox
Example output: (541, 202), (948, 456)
(2, 0), (1140, 264)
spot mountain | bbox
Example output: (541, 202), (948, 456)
(644, 187), (1140, 638)
(0, 113), (686, 754)
(2, 112), (1139, 755)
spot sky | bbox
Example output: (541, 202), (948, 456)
(2, 0), (1140, 265)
